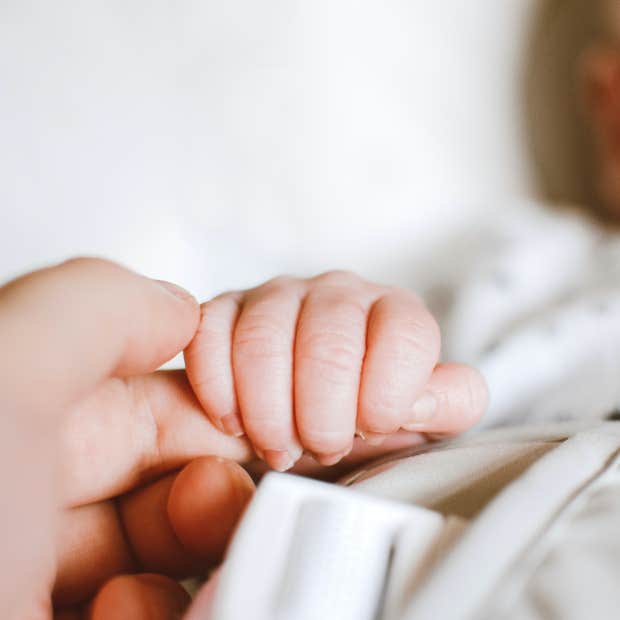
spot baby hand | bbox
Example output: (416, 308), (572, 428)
(184, 271), (487, 471)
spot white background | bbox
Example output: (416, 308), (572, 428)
(1, 1), (538, 298)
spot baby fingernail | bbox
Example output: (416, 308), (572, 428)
(404, 392), (437, 429)
(363, 432), (387, 447)
(289, 444), (304, 462)
(220, 414), (244, 437)
(264, 449), (295, 472)
(317, 453), (343, 466)
(317, 447), (351, 466)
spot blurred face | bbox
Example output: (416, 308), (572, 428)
(584, 3), (620, 218)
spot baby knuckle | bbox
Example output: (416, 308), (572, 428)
(304, 292), (369, 327)
(313, 270), (362, 287)
(298, 331), (364, 380)
(233, 319), (289, 360)
(260, 274), (297, 292)
(390, 316), (440, 362)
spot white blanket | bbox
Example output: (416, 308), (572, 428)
(435, 202), (620, 427)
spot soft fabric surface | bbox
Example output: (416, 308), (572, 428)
(435, 202), (620, 427)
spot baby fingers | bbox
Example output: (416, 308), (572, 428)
(185, 272), (488, 471)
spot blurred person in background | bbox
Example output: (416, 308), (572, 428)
(434, 0), (620, 429)
(583, 0), (620, 217)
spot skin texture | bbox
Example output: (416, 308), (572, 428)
(184, 272), (488, 472)
(0, 258), (256, 620)
(0, 259), (488, 619)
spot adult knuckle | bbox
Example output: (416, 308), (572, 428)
(58, 258), (134, 301)
(61, 256), (122, 278)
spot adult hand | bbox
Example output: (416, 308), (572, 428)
(0, 258), (254, 620)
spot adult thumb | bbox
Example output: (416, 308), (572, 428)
(0, 257), (200, 417)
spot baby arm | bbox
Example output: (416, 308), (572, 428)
(184, 271), (488, 471)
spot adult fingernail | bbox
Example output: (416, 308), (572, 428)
(155, 279), (196, 302)
(220, 413), (244, 437)
(264, 450), (295, 472)
(404, 392), (437, 430)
